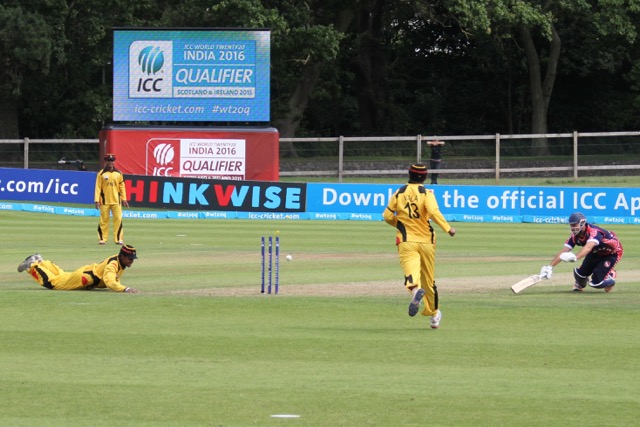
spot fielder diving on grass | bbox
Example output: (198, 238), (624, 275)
(383, 163), (456, 329)
(17, 244), (140, 293)
(539, 212), (623, 293)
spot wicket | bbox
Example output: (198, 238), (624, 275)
(261, 235), (280, 294)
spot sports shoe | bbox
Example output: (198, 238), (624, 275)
(408, 288), (425, 317)
(98, 240), (106, 245)
(430, 310), (442, 329)
(572, 283), (585, 292)
(604, 270), (616, 293)
(17, 253), (43, 273)
(116, 241), (124, 245)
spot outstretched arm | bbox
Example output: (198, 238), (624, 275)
(549, 247), (572, 267)
(102, 261), (130, 293)
(425, 191), (454, 236)
(574, 242), (596, 261)
(540, 242), (594, 279)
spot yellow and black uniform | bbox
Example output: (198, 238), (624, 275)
(383, 164), (454, 318)
(95, 153), (128, 244)
(19, 245), (139, 293)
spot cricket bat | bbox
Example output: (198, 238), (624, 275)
(511, 274), (545, 294)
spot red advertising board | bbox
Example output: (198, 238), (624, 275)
(99, 126), (279, 181)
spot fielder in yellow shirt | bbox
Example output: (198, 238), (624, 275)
(95, 153), (129, 245)
(383, 164), (456, 329)
(17, 245), (140, 293)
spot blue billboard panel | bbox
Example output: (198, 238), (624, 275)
(0, 168), (95, 204)
(305, 183), (640, 223)
(113, 29), (270, 122)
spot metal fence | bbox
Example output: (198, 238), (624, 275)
(2, 131), (640, 182)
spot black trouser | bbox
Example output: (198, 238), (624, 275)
(429, 160), (441, 184)
(576, 252), (620, 286)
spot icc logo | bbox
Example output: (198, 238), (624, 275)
(137, 46), (165, 92)
(129, 40), (171, 98)
(153, 143), (175, 176)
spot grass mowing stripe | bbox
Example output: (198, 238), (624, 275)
(1, 212), (639, 426)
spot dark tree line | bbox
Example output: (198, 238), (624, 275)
(2, 0), (640, 159)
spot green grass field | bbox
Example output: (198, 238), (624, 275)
(1, 212), (639, 426)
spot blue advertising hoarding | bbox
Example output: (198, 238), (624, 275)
(1, 167), (639, 224)
(113, 29), (270, 122)
(304, 183), (640, 224)
(0, 168), (94, 204)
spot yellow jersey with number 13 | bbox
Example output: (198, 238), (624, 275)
(383, 183), (452, 244)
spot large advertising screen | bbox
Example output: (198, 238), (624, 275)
(113, 28), (270, 122)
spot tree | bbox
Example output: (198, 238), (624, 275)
(0, 4), (53, 159)
(6, 0), (640, 150)
(160, 0), (347, 156)
(439, 0), (640, 154)
(18, 0), (165, 139)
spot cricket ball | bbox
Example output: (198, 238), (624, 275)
(286, 254), (293, 261)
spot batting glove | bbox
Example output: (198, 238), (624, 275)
(540, 265), (553, 279)
(559, 252), (577, 262)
